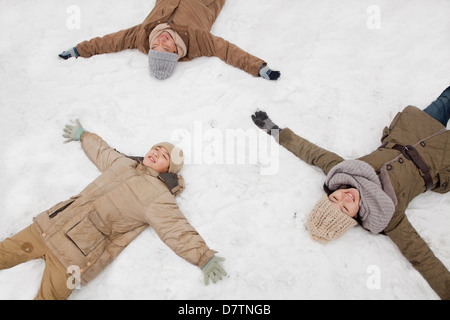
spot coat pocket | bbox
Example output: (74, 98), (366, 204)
(66, 211), (110, 256)
(433, 168), (450, 194)
(49, 200), (74, 219)
(47, 196), (80, 219)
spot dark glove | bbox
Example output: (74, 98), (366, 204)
(59, 47), (80, 60)
(251, 111), (280, 135)
(259, 65), (281, 80)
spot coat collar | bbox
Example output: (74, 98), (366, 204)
(129, 156), (183, 195)
(137, 162), (160, 177)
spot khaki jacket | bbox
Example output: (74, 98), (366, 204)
(76, 0), (266, 77)
(33, 132), (216, 285)
(278, 106), (450, 299)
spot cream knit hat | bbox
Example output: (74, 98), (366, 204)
(306, 194), (358, 243)
(152, 142), (184, 174)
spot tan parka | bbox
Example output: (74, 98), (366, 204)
(278, 106), (450, 299)
(76, 0), (266, 77)
(33, 132), (216, 285)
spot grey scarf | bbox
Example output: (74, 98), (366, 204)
(325, 160), (396, 234)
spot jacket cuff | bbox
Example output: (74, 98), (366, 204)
(198, 249), (217, 269)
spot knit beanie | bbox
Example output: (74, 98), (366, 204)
(306, 195), (358, 243)
(152, 142), (184, 174)
(148, 50), (179, 80)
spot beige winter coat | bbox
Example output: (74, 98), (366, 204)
(76, 0), (266, 77)
(33, 132), (216, 285)
(278, 106), (450, 299)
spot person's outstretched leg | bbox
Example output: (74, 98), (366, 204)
(423, 86), (450, 126)
(0, 225), (72, 300)
(0, 225), (44, 270)
(34, 250), (73, 300)
(26, 225), (73, 300)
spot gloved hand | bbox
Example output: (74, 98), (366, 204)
(251, 111), (280, 136)
(58, 47), (80, 60)
(259, 65), (281, 80)
(202, 256), (227, 285)
(63, 119), (85, 143)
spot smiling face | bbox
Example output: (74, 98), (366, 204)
(143, 146), (170, 173)
(151, 32), (177, 54)
(328, 188), (360, 218)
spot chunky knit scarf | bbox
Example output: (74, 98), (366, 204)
(325, 160), (396, 234)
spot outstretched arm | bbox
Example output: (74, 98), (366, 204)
(145, 192), (226, 284)
(62, 119), (123, 172)
(59, 25), (141, 59)
(197, 31), (280, 80)
(251, 111), (344, 174)
(145, 192), (216, 268)
(385, 213), (450, 300)
(278, 127), (344, 175)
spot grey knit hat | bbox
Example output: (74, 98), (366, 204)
(148, 50), (179, 80)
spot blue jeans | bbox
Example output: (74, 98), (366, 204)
(423, 86), (450, 126)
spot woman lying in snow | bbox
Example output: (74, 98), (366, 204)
(59, 0), (280, 81)
(252, 86), (450, 300)
(0, 120), (226, 300)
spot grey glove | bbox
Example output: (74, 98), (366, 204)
(202, 256), (227, 285)
(58, 47), (80, 60)
(259, 65), (281, 80)
(63, 119), (85, 143)
(251, 111), (280, 136)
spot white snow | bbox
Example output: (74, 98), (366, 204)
(0, 0), (449, 300)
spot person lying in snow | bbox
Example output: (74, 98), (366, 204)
(252, 86), (450, 300)
(58, 0), (280, 81)
(0, 120), (226, 300)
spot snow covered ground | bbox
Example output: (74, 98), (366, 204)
(0, 0), (449, 300)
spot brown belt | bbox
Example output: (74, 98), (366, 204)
(391, 144), (434, 191)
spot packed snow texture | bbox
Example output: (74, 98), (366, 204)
(0, 0), (449, 300)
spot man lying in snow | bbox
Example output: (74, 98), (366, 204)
(59, 0), (280, 81)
